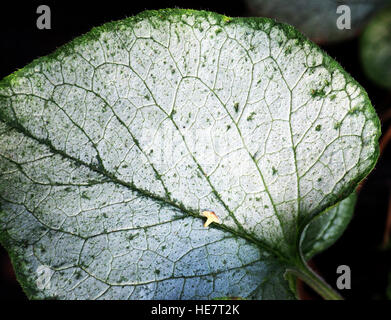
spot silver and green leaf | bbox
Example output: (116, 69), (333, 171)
(0, 9), (380, 299)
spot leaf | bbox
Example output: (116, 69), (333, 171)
(360, 5), (391, 89)
(245, 0), (390, 44)
(302, 193), (356, 260)
(0, 9), (380, 299)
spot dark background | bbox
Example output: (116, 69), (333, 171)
(0, 0), (390, 300)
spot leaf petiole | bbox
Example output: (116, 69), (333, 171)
(285, 258), (343, 300)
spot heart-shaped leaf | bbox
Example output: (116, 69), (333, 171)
(0, 9), (380, 299)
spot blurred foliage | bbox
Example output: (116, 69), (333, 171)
(360, 6), (391, 89)
(245, 0), (391, 44)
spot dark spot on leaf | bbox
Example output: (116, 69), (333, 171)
(310, 88), (326, 98)
(247, 112), (256, 121)
(81, 192), (90, 200)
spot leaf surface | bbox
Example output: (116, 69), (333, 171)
(0, 9), (380, 299)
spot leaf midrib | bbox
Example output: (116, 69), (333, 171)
(0, 109), (290, 263)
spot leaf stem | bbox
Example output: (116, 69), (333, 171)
(286, 258), (343, 300)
